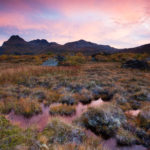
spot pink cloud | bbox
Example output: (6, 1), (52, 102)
(0, 0), (150, 48)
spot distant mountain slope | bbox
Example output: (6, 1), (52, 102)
(120, 44), (150, 54)
(0, 35), (117, 55)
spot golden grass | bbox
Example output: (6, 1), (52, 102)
(0, 65), (79, 84)
(49, 104), (76, 116)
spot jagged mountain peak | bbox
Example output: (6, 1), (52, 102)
(8, 35), (25, 42)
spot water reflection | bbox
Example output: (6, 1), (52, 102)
(6, 98), (104, 130)
(102, 138), (147, 150)
(5, 98), (148, 150)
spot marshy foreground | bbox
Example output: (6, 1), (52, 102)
(0, 53), (150, 150)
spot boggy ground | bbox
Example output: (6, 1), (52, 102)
(0, 60), (150, 150)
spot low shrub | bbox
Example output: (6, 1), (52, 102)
(80, 104), (126, 138)
(61, 53), (86, 66)
(116, 128), (138, 146)
(0, 116), (34, 150)
(39, 119), (85, 144)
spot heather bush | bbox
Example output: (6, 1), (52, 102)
(80, 104), (126, 138)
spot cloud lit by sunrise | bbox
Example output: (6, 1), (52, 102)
(0, 0), (150, 48)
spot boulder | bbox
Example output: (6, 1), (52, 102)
(42, 58), (58, 66)
(122, 59), (149, 70)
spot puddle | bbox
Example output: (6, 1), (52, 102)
(125, 110), (141, 117)
(6, 98), (105, 131)
(5, 99), (148, 150)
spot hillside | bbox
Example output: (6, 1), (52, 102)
(120, 44), (150, 54)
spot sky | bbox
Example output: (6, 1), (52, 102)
(0, 0), (150, 48)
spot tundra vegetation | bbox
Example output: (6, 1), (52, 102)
(0, 52), (150, 149)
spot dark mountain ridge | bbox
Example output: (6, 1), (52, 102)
(0, 35), (150, 55)
(0, 35), (117, 55)
(119, 44), (150, 54)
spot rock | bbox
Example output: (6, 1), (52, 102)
(122, 59), (149, 70)
(80, 104), (126, 138)
(42, 58), (58, 66)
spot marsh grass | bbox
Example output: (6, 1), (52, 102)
(0, 97), (42, 117)
(0, 65), (79, 85)
(0, 56), (150, 149)
(13, 98), (42, 117)
(49, 104), (76, 116)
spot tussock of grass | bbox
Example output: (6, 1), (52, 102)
(74, 88), (93, 104)
(0, 97), (42, 117)
(13, 98), (42, 117)
(45, 90), (63, 105)
(49, 104), (76, 116)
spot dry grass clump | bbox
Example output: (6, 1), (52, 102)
(0, 97), (14, 114)
(60, 92), (77, 105)
(49, 104), (76, 116)
(45, 90), (63, 105)
(74, 88), (93, 104)
(13, 98), (42, 117)
(136, 106), (150, 130)
(61, 53), (86, 66)
(0, 97), (42, 117)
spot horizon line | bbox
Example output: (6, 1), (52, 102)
(0, 35), (149, 50)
